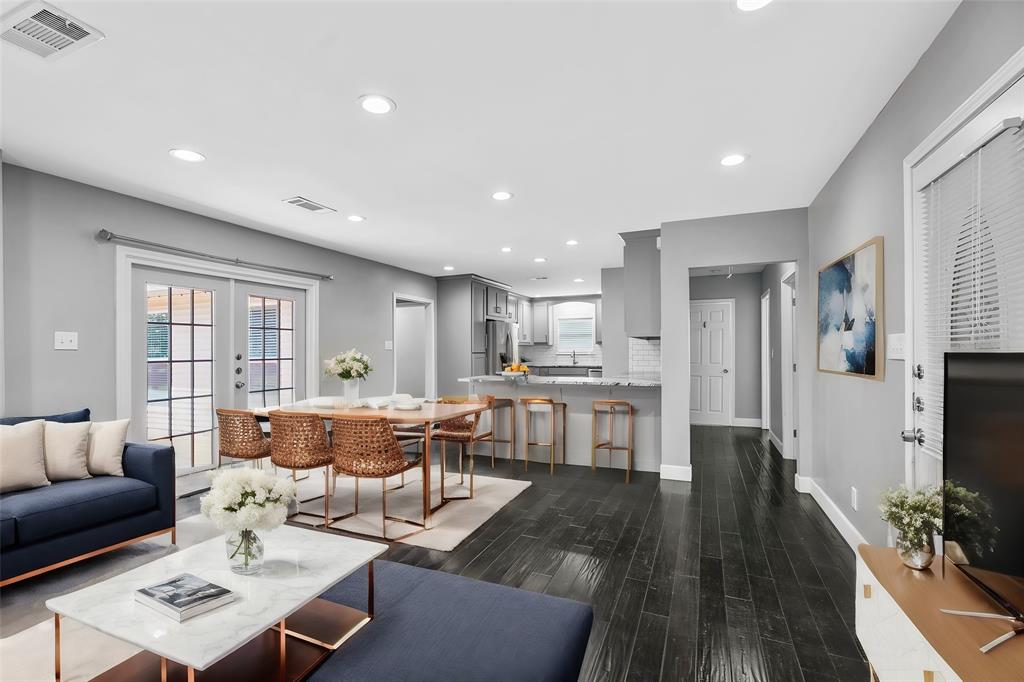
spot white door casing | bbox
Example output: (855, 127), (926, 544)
(760, 291), (771, 431)
(690, 299), (735, 426)
(781, 269), (799, 459)
(392, 293), (437, 400)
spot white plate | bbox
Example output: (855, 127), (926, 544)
(393, 402), (422, 411)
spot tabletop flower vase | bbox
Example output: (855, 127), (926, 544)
(201, 469), (296, 575)
(325, 349), (373, 404)
(879, 484), (942, 570)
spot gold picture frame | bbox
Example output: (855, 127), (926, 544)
(817, 236), (884, 380)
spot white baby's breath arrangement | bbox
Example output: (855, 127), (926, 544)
(879, 484), (942, 552)
(325, 349), (373, 381)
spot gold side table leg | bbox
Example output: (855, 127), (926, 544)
(187, 666), (195, 682)
(278, 618), (286, 682)
(161, 657), (168, 682)
(53, 613), (60, 682)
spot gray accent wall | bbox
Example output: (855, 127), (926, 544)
(1, 165), (436, 419)
(600, 267), (627, 376)
(689, 273), (762, 421)
(807, 0), (1024, 544)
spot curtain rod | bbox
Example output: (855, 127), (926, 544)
(97, 230), (335, 281)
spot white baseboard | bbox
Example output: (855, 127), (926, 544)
(808, 479), (867, 551)
(733, 417), (762, 428)
(660, 464), (692, 481)
(768, 430), (784, 455)
(793, 473), (812, 494)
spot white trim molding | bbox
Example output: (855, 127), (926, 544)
(793, 473), (813, 494)
(114, 246), (321, 419)
(660, 464), (692, 481)
(768, 429), (785, 457)
(809, 479), (868, 551)
(733, 417), (762, 428)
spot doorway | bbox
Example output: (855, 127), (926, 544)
(689, 299), (735, 425)
(392, 293), (436, 399)
(760, 290), (771, 430)
(781, 270), (798, 459)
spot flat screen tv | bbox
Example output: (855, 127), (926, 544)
(943, 352), (1024, 621)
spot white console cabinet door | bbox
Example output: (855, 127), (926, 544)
(856, 556), (961, 681)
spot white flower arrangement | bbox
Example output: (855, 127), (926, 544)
(879, 484), (942, 552)
(325, 348), (373, 381)
(200, 468), (296, 533)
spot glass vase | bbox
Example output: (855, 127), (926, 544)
(343, 379), (360, 405)
(896, 531), (935, 570)
(225, 529), (264, 575)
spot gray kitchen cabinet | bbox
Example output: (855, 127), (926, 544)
(508, 294), (519, 323)
(533, 301), (551, 344)
(595, 298), (603, 344)
(471, 280), (487, 353)
(471, 353), (486, 377)
(622, 230), (660, 338)
(486, 286), (507, 319)
(519, 299), (533, 343)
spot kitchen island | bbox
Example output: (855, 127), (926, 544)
(459, 374), (661, 473)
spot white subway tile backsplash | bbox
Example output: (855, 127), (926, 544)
(521, 342), (603, 367)
(629, 338), (661, 373)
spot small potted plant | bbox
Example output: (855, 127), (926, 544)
(879, 484), (942, 570)
(201, 469), (296, 575)
(325, 349), (373, 404)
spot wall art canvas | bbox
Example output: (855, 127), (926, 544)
(817, 236), (884, 380)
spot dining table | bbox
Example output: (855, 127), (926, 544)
(255, 401), (489, 528)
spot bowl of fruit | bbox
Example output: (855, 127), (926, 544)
(500, 364), (530, 377)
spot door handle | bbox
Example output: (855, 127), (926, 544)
(722, 369), (729, 374)
(901, 428), (924, 446)
(235, 381), (246, 389)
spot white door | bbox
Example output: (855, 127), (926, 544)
(235, 283), (306, 410)
(690, 299), (735, 426)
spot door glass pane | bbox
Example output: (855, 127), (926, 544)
(280, 360), (293, 389)
(264, 299), (279, 328)
(248, 295), (296, 408)
(265, 360), (279, 390)
(248, 296), (263, 327)
(171, 325), (192, 361)
(193, 326), (212, 360)
(193, 431), (213, 468)
(171, 364), (191, 397)
(147, 285), (169, 322)
(193, 396), (213, 431)
(281, 300), (293, 328)
(147, 363), (169, 400)
(171, 435), (192, 469)
(193, 290), (212, 324)
(280, 330), (293, 359)
(194, 361), (212, 395)
(171, 288), (192, 323)
(147, 324), (169, 360)
(248, 392), (263, 409)
(249, 330), (264, 359)
(171, 398), (192, 436)
(264, 330), (279, 359)
(249, 361), (264, 392)
(280, 389), (294, 405)
(147, 401), (169, 440)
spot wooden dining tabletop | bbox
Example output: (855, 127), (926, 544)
(254, 401), (489, 526)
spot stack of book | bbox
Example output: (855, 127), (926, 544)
(135, 573), (235, 622)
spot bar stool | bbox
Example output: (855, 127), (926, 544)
(215, 408), (271, 468)
(433, 395), (494, 499)
(591, 400), (634, 483)
(519, 397), (567, 475)
(480, 397), (516, 467)
(267, 411), (335, 527)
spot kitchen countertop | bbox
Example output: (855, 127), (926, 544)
(459, 373), (661, 388)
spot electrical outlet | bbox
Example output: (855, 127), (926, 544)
(887, 333), (906, 361)
(54, 331), (78, 350)
(851, 486), (859, 511)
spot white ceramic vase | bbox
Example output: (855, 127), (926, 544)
(343, 379), (360, 404)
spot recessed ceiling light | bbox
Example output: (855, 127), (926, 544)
(565, 240), (579, 246)
(530, 276), (549, 281)
(501, 247), (512, 253)
(347, 215), (365, 222)
(573, 278), (585, 283)
(736, 0), (774, 11)
(533, 257), (547, 263)
(492, 191), (513, 201)
(169, 149), (205, 162)
(443, 265), (455, 271)
(358, 94), (396, 114)
(720, 153), (747, 167)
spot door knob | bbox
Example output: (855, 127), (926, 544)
(722, 368), (729, 374)
(235, 381), (246, 389)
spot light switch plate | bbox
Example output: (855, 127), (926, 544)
(54, 331), (79, 350)
(886, 333), (905, 361)
(384, 340), (393, 351)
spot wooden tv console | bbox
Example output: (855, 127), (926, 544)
(856, 545), (1024, 681)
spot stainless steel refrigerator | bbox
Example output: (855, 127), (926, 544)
(485, 319), (514, 375)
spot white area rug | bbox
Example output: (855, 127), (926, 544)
(290, 465), (531, 552)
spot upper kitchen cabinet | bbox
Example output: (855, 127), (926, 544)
(486, 285), (508, 320)
(519, 298), (533, 343)
(471, 280), (487, 353)
(438, 275), (512, 395)
(507, 293), (519, 323)
(532, 300), (551, 344)
(621, 229), (661, 338)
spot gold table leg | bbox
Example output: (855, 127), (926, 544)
(54, 613), (60, 682)
(161, 657), (167, 682)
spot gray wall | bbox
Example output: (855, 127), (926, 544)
(394, 303), (426, 397)
(807, 0), (1024, 544)
(659, 208), (813, 480)
(689, 273), (762, 421)
(1, 165), (436, 418)
(600, 267), (627, 376)
(436, 277), (472, 397)
(760, 262), (796, 438)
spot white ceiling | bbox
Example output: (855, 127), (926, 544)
(1, 0), (958, 296)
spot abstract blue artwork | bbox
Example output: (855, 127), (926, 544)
(818, 237), (884, 379)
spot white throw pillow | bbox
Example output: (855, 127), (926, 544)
(0, 420), (51, 493)
(86, 419), (130, 476)
(43, 421), (92, 481)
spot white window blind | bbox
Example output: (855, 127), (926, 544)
(557, 316), (594, 353)
(914, 124), (1024, 465)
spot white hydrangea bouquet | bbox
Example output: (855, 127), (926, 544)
(325, 348), (373, 403)
(201, 468), (296, 574)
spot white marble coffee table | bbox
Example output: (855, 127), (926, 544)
(45, 525), (387, 681)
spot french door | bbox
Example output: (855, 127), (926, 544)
(131, 266), (305, 476)
(689, 299), (735, 426)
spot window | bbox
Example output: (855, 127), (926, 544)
(146, 284), (214, 469)
(248, 295), (295, 408)
(557, 316), (595, 353)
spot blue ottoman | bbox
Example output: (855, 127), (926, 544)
(313, 561), (593, 682)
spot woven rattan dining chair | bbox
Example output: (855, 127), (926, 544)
(267, 411), (336, 528)
(215, 409), (272, 467)
(432, 395), (494, 500)
(331, 417), (426, 541)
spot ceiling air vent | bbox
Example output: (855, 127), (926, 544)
(1, 1), (105, 60)
(283, 196), (336, 214)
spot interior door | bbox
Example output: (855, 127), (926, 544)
(234, 282), (306, 410)
(689, 299), (734, 425)
(132, 267), (231, 475)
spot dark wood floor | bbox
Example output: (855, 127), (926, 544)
(373, 425), (868, 682)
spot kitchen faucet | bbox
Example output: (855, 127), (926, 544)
(571, 350), (577, 365)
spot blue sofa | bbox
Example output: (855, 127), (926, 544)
(0, 409), (176, 586)
(315, 561), (594, 681)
